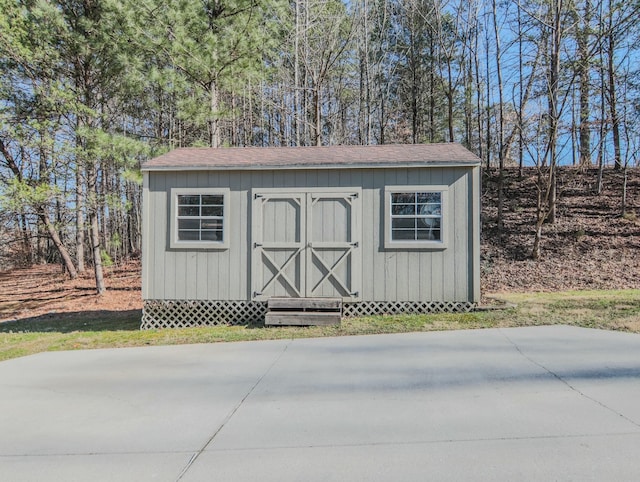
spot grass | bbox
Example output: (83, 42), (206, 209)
(1, 289), (638, 363)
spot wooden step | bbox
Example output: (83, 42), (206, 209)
(265, 311), (341, 326)
(265, 297), (342, 326)
(267, 297), (342, 311)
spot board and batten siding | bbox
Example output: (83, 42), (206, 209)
(142, 166), (480, 303)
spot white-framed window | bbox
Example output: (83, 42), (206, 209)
(384, 185), (447, 249)
(170, 188), (230, 249)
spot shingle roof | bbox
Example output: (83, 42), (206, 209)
(141, 143), (481, 171)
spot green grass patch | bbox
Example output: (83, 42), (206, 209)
(1, 289), (638, 363)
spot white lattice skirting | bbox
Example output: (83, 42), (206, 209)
(141, 300), (267, 329)
(342, 301), (474, 318)
(141, 299), (476, 329)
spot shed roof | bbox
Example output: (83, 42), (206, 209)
(141, 143), (481, 171)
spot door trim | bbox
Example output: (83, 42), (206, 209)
(251, 188), (361, 301)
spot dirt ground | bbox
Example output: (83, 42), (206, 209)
(481, 168), (640, 293)
(0, 168), (638, 324)
(0, 262), (142, 324)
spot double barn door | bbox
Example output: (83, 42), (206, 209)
(252, 189), (361, 301)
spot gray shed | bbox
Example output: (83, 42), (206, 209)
(140, 144), (481, 328)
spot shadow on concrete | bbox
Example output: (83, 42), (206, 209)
(0, 309), (142, 333)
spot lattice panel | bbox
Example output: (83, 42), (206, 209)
(141, 300), (267, 329)
(342, 301), (475, 318)
(141, 299), (475, 329)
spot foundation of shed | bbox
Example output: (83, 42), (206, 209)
(140, 300), (475, 329)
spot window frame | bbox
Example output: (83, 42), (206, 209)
(383, 185), (448, 250)
(170, 187), (230, 249)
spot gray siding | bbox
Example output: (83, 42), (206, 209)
(142, 166), (480, 302)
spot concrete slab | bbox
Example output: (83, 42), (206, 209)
(0, 341), (290, 455)
(0, 326), (639, 481)
(1, 453), (192, 482)
(182, 433), (640, 481)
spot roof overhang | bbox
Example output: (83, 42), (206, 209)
(142, 161), (481, 172)
(141, 144), (482, 172)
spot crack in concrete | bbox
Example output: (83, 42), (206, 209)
(175, 340), (292, 481)
(202, 431), (640, 453)
(499, 329), (640, 430)
(0, 450), (193, 458)
(4, 430), (639, 458)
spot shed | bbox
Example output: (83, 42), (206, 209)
(140, 144), (481, 329)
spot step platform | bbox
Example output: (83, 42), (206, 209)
(265, 297), (342, 326)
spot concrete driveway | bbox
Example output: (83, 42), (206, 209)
(1, 325), (639, 481)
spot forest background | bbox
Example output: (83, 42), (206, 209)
(0, 0), (639, 294)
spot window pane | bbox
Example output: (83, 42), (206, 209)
(201, 206), (223, 217)
(178, 195), (200, 205)
(201, 230), (222, 241)
(178, 206), (199, 217)
(418, 203), (441, 216)
(392, 193), (415, 204)
(201, 219), (223, 230)
(392, 218), (416, 229)
(178, 230), (200, 241)
(202, 195), (223, 205)
(392, 203), (415, 215)
(417, 228), (440, 241)
(178, 219), (200, 230)
(419, 217), (440, 229)
(391, 229), (416, 240)
(416, 192), (440, 204)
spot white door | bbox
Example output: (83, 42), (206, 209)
(252, 189), (361, 301)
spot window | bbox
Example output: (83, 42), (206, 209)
(384, 186), (447, 249)
(170, 188), (229, 249)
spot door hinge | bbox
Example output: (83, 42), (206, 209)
(253, 291), (262, 297)
(254, 242), (263, 248)
(350, 291), (359, 297)
(350, 241), (359, 248)
(254, 193), (263, 199)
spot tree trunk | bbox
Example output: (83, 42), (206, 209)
(473, 16), (483, 161)
(607, 31), (621, 170)
(595, 46), (606, 194)
(209, 81), (221, 148)
(577, 0), (592, 166)
(410, 27), (418, 144)
(531, 171), (545, 260)
(546, 0), (561, 225)
(596, 138), (605, 195)
(19, 213), (32, 265)
(89, 209), (105, 294)
(446, 69), (454, 143)
(621, 164), (628, 216)
(493, 0), (504, 233)
(39, 211), (78, 279)
(517, 2), (524, 178)
(429, 34), (435, 143)
(87, 165), (105, 295)
(548, 167), (557, 223)
(76, 167), (85, 272)
(313, 83), (322, 146)
(464, 56), (473, 149)
(294, 0), (301, 146)
(484, 19), (492, 169)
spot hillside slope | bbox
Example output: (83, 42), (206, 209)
(481, 168), (639, 292)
